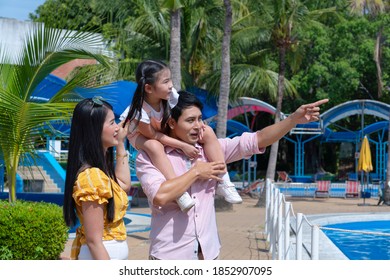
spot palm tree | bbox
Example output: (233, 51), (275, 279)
(180, 0), (224, 86)
(349, 0), (387, 98)
(200, 0), (298, 103)
(348, 0), (390, 204)
(216, 0), (233, 138)
(163, 0), (184, 90)
(387, 126), (390, 204)
(123, 0), (224, 87)
(0, 23), (115, 202)
(125, 0), (170, 61)
(255, 0), (336, 181)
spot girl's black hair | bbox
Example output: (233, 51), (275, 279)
(63, 98), (117, 227)
(124, 59), (171, 131)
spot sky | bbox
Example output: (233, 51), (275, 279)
(0, 0), (46, 21)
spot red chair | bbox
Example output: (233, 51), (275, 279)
(344, 181), (360, 198)
(277, 171), (292, 182)
(240, 179), (264, 196)
(126, 185), (139, 209)
(314, 180), (330, 198)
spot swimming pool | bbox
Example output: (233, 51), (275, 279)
(302, 212), (390, 260)
(322, 220), (390, 260)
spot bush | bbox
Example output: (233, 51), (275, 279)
(0, 200), (69, 259)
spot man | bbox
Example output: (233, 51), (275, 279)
(136, 91), (328, 260)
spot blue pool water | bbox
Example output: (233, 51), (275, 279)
(322, 220), (390, 260)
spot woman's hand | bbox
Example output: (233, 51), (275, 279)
(117, 120), (129, 144)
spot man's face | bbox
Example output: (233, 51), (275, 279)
(169, 106), (203, 145)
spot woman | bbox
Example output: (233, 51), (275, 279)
(63, 97), (131, 260)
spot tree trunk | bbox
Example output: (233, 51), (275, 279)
(215, 0), (232, 211)
(169, 9), (181, 90)
(384, 119), (390, 204)
(265, 46), (286, 181)
(216, 0), (232, 138)
(374, 27), (383, 99)
(257, 45), (286, 208)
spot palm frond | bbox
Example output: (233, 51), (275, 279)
(201, 63), (297, 102)
(0, 21), (115, 202)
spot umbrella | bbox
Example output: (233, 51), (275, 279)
(358, 136), (373, 173)
(358, 136), (373, 205)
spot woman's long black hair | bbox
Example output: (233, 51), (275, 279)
(124, 59), (171, 131)
(63, 98), (117, 227)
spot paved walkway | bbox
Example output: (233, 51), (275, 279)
(60, 194), (390, 260)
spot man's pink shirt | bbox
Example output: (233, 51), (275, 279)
(136, 132), (264, 260)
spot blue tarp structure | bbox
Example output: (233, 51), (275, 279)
(34, 76), (390, 182)
(32, 75), (232, 135)
(208, 120), (251, 138)
(1, 74), (389, 189)
(32, 74), (137, 119)
(186, 86), (219, 120)
(71, 80), (137, 118)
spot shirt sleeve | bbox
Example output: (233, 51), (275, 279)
(168, 88), (179, 109)
(135, 151), (166, 206)
(119, 106), (129, 121)
(139, 108), (150, 124)
(120, 106), (149, 124)
(72, 168), (112, 206)
(127, 108), (150, 133)
(218, 132), (265, 163)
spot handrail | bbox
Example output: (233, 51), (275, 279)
(264, 179), (389, 260)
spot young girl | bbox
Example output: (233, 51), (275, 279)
(121, 60), (242, 212)
(63, 97), (131, 260)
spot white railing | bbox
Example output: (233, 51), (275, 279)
(265, 179), (390, 260)
(265, 178), (325, 260)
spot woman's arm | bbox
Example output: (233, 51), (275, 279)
(82, 201), (110, 260)
(115, 121), (131, 192)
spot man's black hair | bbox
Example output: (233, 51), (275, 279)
(170, 90), (204, 121)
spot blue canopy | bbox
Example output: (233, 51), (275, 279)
(30, 75), (389, 182)
(32, 75), (251, 136)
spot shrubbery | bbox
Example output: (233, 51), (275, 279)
(0, 200), (69, 260)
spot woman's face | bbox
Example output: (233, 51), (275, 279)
(101, 109), (120, 150)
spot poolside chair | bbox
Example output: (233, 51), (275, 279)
(314, 180), (330, 198)
(127, 185), (140, 210)
(344, 180), (360, 199)
(240, 179), (264, 198)
(277, 171), (292, 182)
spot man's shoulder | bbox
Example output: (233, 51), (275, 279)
(135, 150), (151, 163)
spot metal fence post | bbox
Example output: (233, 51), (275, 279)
(277, 192), (284, 260)
(265, 179), (271, 239)
(284, 202), (291, 260)
(296, 213), (303, 260)
(311, 225), (319, 260)
(271, 188), (279, 259)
